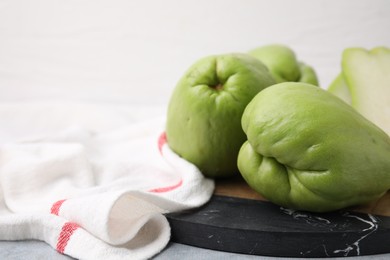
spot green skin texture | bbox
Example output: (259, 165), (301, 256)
(249, 44), (319, 86)
(328, 47), (390, 136)
(238, 82), (390, 212)
(166, 53), (275, 178)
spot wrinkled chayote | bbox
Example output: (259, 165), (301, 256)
(238, 82), (390, 212)
(249, 44), (319, 86)
(166, 53), (275, 178)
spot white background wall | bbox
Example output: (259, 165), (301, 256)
(0, 0), (389, 106)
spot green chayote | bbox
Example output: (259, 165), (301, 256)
(238, 82), (390, 212)
(249, 44), (319, 86)
(328, 47), (390, 136)
(166, 53), (275, 178)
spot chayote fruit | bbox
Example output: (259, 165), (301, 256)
(249, 44), (319, 86)
(329, 47), (390, 136)
(166, 53), (275, 178)
(238, 82), (390, 212)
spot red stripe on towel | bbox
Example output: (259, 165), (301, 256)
(51, 199), (66, 215)
(154, 132), (183, 192)
(149, 179), (183, 193)
(56, 222), (80, 254)
(158, 132), (167, 154)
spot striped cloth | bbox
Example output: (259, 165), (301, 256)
(0, 117), (214, 260)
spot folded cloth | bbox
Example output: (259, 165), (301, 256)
(0, 117), (214, 260)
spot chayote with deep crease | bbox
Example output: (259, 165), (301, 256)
(238, 82), (390, 212)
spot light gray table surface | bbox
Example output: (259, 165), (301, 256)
(0, 240), (389, 260)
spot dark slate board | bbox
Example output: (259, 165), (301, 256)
(166, 195), (390, 257)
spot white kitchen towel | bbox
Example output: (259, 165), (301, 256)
(0, 116), (215, 260)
